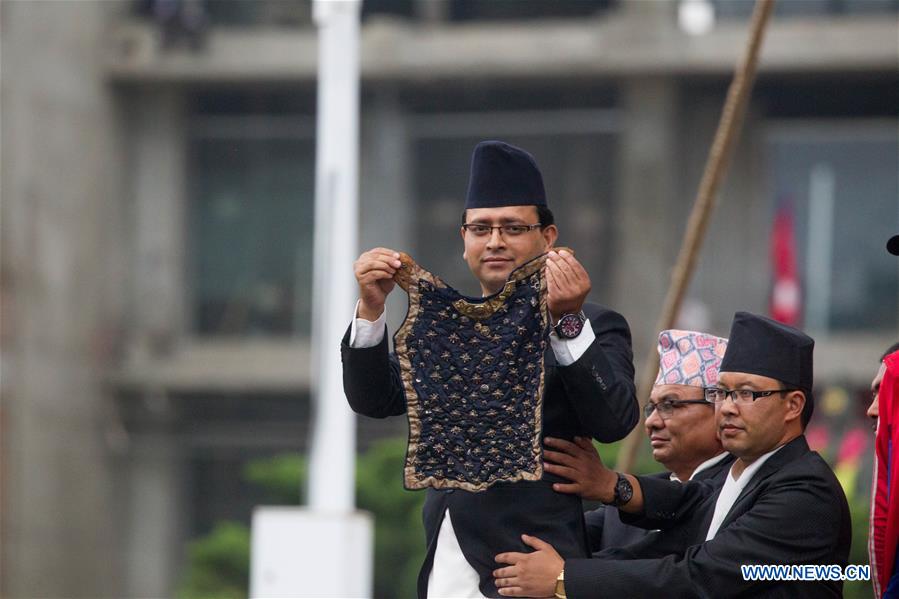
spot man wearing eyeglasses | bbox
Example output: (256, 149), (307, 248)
(538, 329), (731, 553)
(492, 311), (850, 598)
(341, 140), (638, 598)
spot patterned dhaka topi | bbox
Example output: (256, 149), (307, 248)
(392, 250), (565, 492)
(654, 329), (728, 388)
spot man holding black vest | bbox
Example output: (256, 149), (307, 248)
(494, 312), (851, 598)
(341, 141), (638, 598)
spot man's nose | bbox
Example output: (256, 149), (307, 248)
(866, 394), (879, 420)
(485, 228), (506, 248)
(717, 397), (739, 417)
(645, 407), (664, 431)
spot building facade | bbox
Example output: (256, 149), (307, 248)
(2, 0), (897, 596)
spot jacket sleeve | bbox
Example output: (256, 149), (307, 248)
(618, 476), (719, 530)
(566, 463), (849, 598)
(556, 307), (638, 442)
(340, 324), (407, 418)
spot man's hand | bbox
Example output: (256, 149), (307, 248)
(543, 436), (616, 503)
(353, 247), (402, 320)
(494, 535), (563, 598)
(545, 249), (591, 323)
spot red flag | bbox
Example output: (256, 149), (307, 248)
(769, 202), (801, 326)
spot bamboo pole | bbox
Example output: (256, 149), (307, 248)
(616, 0), (777, 473)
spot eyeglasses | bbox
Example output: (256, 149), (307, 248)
(643, 398), (711, 420)
(704, 387), (799, 404)
(461, 223), (542, 237)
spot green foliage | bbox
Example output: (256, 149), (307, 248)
(176, 521), (250, 599)
(355, 438), (427, 599)
(243, 453), (307, 505)
(177, 439), (425, 599)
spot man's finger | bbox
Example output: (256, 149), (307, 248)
(356, 258), (399, 275)
(546, 258), (572, 287)
(558, 250), (585, 273)
(368, 247), (400, 258)
(359, 271), (396, 284)
(551, 252), (576, 278)
(498, 587), (524, 597)
(542, 449), (580, 468)
(495, 552), (526, 565)
(521, 534), (552, 551)
(544, 437), (581, 453)
(573, 436), (597, 453)
(552, 481), (582, 494)
(543, 462), (581, 482)
(360, 249), (401, 264)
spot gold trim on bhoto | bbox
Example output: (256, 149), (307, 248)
(393, 249), (571, 492)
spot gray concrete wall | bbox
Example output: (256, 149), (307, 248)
(1, 1), (127, 596)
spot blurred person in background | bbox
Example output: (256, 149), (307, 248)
(137, 0), (207, 49)
(869, 234), (899, 598)
(543, 329), (732, 553)
(341, 140), (638, 598)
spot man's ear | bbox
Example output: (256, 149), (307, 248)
(542, 224), (558, 249)
(784, 391), (805, 425)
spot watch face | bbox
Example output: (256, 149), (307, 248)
(557, 313), (584, 339)
(616, 475), (634, 504)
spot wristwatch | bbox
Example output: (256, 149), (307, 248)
(554, 569), (566, 599)
(609, 472), (633, 507)
(553, 310), (586, 339)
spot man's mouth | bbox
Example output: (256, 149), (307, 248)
(720, 423), (744, 435)
(482, 256), (512, 265)
(649, 435), (669, 447)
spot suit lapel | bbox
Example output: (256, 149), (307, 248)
(718, 435), (810, 529)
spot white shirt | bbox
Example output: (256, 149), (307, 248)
(349, 300), (596, 596)
(669, 451), (730, 483)
(704, 444), (785, 540)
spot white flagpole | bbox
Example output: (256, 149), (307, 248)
(250, 2), (372, 596)
(308, 0), (361, 512)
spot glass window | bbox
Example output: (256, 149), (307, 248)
(713, 0), (899, 19)
(768, 124), (899, 332)
(189, 101), (315, 337)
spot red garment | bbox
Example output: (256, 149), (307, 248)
(870, 350), (899, 596)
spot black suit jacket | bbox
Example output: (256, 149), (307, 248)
(565, 435), (852, 598)
(341, 302), (637, 598)
(584, 454), (734, 554)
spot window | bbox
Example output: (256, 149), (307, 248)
(188, 94), (315, 337)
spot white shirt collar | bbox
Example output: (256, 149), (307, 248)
(669, 452), (730, 483)
(705, 443), (786, 541)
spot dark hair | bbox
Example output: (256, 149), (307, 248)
(880, 342), (899, 363)
(536, 205), (555, 228)
(775, 378), (814, 429)
(461, 206), (555, 228)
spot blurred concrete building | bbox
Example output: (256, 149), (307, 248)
(2, 0), (897, 596)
